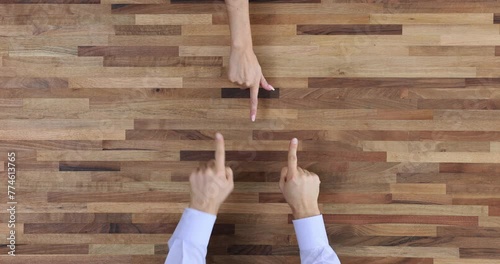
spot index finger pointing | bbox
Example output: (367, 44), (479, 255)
(215, 132), (225, 173)
(250, 85), (258, 122)
(288, 138), (298, 170)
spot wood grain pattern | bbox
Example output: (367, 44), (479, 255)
(297, 24), (403, 35)
(1, 0), (500, 263)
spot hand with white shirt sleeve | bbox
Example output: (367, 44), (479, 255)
(165, 133), (234, 264)
(189, 132), (234, 215)
(279, 137), (321, 220)
(279, 138), (342, 264)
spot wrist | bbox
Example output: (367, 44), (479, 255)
(292, 206), (321, 220)
(189, 202), (219, 216)
(231, 41), (253, 52)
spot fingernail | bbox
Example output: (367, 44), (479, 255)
(292, 138), (298, 144)
(269, 85), (275, 91)
(215, 132), (222, 140)
(251, 114), (256, 122)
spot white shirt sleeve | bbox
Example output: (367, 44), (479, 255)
(292, 215), (341, 264)
(164, 208), (216, 264)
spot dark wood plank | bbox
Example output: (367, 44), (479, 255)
(309, 78), (466, 89)
(297, 24), (402, 35)
(339, 257), (433, 264)
(490, 206), (500, 216)
(440, 163), (500, 173)
(48, 192), (191, 203)
(25, 222), (234, 234)
(397, 173), (500, 184)
(259, 193), (392, 204)
(172, 0), (319, 2)
(437, 226), (500, 237)
(104, 56), (223, 67)
(111, 4), (224, 14)
(125, 130), (235, 140)
(59, 161), (121, 171)
(460, 248), (500, 259)
(114, 25), (181, 36)
(78, 46), (179, 57)
(0, 213), (131, 223)
(221, 88), (280, 99)
(227, 245), (272, 255)
(0, 78), (68, 89)
(180, 151), (387, 162)
(0, 244), (89, 255)
(465, 78), (500, 87)
(174, 0), (321, 4)
(1, 0), (99, 3)
(0, 256), (133, 264)
(417, 99), (500, 110)
(453, 198), (500, 206)
(24, 223), (176, 234)
(253, 130), (410, 141)
(48, 191), (256, 203)
(320, 215), (478, 226)
(410, 131), (500, 141)
(131, 255), (167, 264)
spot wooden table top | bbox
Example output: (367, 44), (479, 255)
(1, 0), (500, 263)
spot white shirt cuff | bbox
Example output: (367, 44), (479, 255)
(292, 214), (330, 251)
(169, 208), (216, 248)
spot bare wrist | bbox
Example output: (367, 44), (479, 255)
(231, 40), (253, 51)
(189, 202), (219, 216)
(292, 206), (321, 220)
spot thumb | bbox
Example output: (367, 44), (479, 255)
(279, 167), (288, 193)
(225, 167), (234, 183)
(260, 75), (274, 91)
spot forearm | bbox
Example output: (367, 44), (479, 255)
(225, 0), (253, 49)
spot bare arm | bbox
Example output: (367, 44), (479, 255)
(225, 0), (274, 122)
(225, 0), (253, 49)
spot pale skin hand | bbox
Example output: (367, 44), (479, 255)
(225, 0), (274, 122)
(279, 138), (322, 219)
(189, 133), (234, 215)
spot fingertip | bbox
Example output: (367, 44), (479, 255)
(291, 138), (298, 145)
(215, 132), (223, 140)
(262, 84), (274, 91)
(250, 104), (257, 122)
